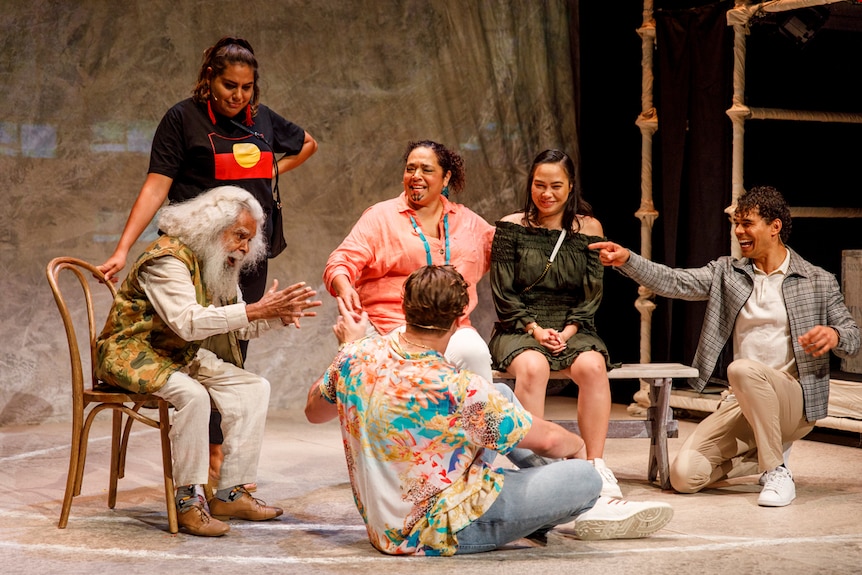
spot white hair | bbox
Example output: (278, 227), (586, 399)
(158, 185), (267, 269)
(157, 186), (268, 302)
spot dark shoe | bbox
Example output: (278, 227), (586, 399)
(178, 502), (230, 536)
(208, 487), (283, 521)
(204, 480), (257, 503)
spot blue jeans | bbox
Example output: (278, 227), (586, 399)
(454, 385), (602, 554)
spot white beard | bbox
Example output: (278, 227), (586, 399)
(198, 242), (244, 305)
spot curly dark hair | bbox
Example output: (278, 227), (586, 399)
(192, 37), (260, 117)
(522, 149), (592, 233)
(403, 140), (466, 194)
(736, 185), (792, 244)
(402, 265), (469, 332)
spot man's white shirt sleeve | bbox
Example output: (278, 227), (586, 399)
(139, 256), (275, 341)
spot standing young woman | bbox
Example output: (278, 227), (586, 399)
(98, 36), (318, 490)
(488, 149), (621, 498)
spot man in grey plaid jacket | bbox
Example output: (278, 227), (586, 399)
(589, 185), (860, 507)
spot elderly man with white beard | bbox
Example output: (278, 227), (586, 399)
(96, 185), (322, 536)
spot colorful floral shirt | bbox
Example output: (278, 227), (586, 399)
(319, 333), (532, 555)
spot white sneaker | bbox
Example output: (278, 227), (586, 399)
(758, 465), (795, 507)
(591, 458), (623, 499)
(758, 442), (793, 486)
(573, 496), (674, 540)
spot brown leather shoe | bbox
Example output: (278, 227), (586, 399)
(178, 502), (230, 536)
(208, 487), (283, 521)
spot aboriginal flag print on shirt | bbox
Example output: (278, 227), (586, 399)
(209, 133), (273, 180)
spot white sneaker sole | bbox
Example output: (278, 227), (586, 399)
(757, 489), (796, 507)
(574, 504), (674, 540)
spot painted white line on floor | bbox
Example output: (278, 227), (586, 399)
(0, 540), (383, 564)
(1, 532), (861, 563)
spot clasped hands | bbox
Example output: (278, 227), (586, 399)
(534, 327), (567, 355)
(246, 279), (323, 327)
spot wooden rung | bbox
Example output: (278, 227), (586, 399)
(553, 419), (679, 439)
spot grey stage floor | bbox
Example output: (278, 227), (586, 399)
(2, 397), (861, 575)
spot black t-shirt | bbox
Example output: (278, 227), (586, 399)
(148, 98), (306, 213)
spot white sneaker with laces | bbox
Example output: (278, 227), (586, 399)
(757, 465), (795, 507)
(591, 458), (623, 499)
(572, 496), (674, 540)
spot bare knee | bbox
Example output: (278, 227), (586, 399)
(569, 351), (608, 389)
(510, 351), (550, 385)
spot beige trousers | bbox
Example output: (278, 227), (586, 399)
(670, 358), (814, 493)
(155, 348), (270, 488)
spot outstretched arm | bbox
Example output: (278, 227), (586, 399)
(246, 280), (323, 326)
(588, 240), (631, 267)
(98, 173), (173, 282)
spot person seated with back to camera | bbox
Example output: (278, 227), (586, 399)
(95, 185), (322, 536)
(305, 264), (673, 556)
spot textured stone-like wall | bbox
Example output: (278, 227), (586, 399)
(0, 1), (580, 425)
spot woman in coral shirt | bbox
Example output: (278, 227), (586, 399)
(324, 140), (495, 381)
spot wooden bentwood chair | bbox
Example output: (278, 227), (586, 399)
(46, 257), (178, 533)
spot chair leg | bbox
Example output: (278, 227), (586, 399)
(158, 400), (178, 534)
(119, 406), (139, 480)
(58, 416), (85, 529)
(108, 409), (122, 509)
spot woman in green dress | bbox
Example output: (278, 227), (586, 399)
(489, 149), (621, 498)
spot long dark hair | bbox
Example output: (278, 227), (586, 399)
(192, 37), (261, 117)
(522, 149), (591, 232)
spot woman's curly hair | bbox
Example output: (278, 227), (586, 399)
(403, 140), (466, 195)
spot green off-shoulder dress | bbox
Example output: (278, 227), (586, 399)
(488, 220), (614, 373)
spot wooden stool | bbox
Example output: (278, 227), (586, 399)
(492, 363), (698, 490)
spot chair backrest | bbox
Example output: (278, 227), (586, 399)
(46, 257), (118, 396)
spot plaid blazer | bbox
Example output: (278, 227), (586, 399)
(618, 248), (860, 421)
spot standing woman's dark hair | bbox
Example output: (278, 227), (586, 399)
(192, 36), (261, 122)
(403, 140), (466, 196)
(522, 149), (592, 233)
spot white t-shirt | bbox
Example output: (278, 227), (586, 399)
(733, 249), (797, 377)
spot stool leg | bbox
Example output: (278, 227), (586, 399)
(647, 377), (673, 490)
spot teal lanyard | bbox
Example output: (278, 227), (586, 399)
(409, 213), (450, 265)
